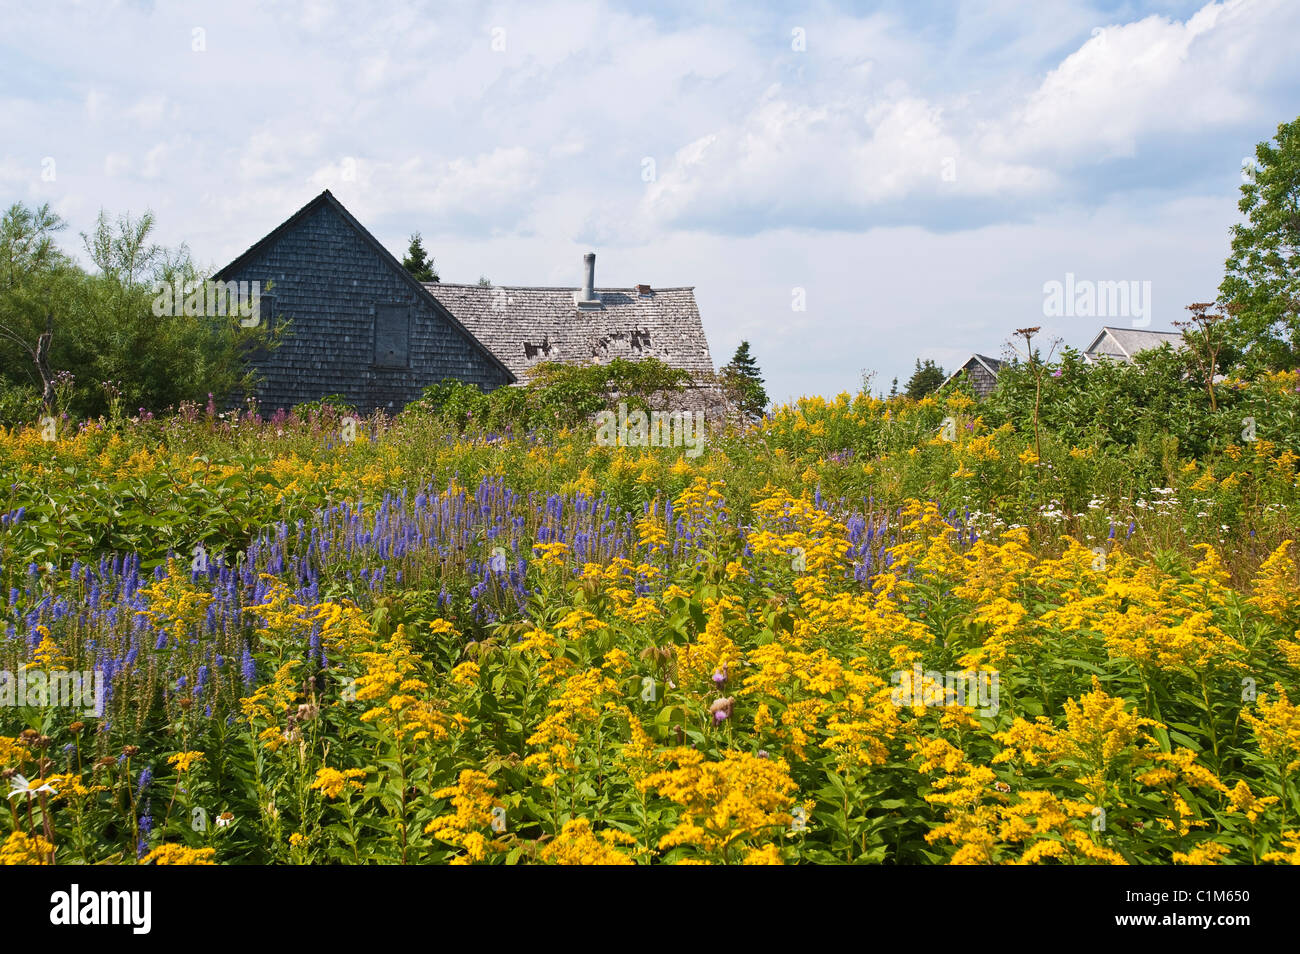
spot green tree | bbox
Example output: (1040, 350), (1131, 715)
(0, 202), (276, 421)
(1219, 114), (1300, 371)
(987, 343), (1233, 459)
(402, 232), (438, 283)
(904, 358), (946, 399)
(720, 340), (768, 421)
(0, 202), (76, 413)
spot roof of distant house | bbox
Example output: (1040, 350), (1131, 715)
(1084, 326), (1184, 362)
(939, 353), (1003, 390)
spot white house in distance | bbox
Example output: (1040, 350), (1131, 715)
(1082, 327), (1184, 365)
(941, 327), (1186, 397)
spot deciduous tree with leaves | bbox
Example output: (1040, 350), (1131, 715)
(0, 202), (276, 422)
(1220, 114), (1300, 371)
(0, 202), (73, 415)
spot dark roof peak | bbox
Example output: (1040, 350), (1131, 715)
(214, 190), (515, 383)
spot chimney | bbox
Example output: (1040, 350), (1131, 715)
(636, 283), (652, 297)
(575, 251), (602, 309)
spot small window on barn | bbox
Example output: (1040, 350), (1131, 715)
(373, 303), (410, 368)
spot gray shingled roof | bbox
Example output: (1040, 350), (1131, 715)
(1085, 327), (1184, 363)
(424, 283), (716, 382)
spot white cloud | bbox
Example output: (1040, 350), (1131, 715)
(103, 152), (131, 177)
(300, 147), (542, 232)
(982, 0), (1274, 164)
(85, 89), (107, 121)
(125, 93), (170, 128)
(142, 143), (169, 179)
(642, 85), (1054, 229)
(238, 128), (325, 182)
(639, 0), (1295, 231)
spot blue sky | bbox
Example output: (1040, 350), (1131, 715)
(2, 0), (1297, 402)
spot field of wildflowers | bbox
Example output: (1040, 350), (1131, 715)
(2, 382), (1299, 865)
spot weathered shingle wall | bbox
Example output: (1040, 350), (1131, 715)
(968, 363), (998, 398)
(222, 201), (512, 412)
(943, 355), (1001, 399)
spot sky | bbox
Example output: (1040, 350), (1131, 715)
(2, 0), (1297, 404)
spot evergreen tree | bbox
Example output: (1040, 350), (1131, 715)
(720, 340), (768, 421)
(904, 358), (946, 399)
(402, 232), (438, 283)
